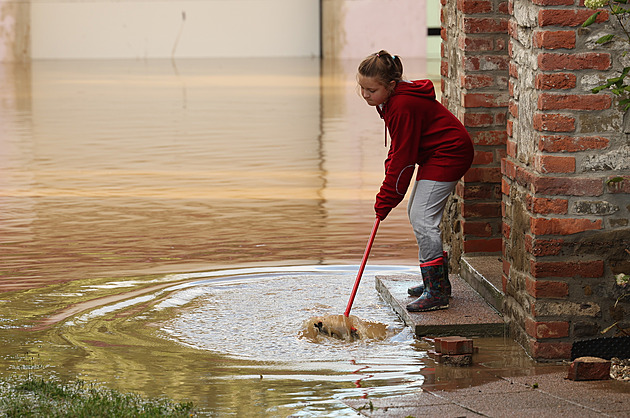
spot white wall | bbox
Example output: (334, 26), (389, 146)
(31, 0), (320, 59)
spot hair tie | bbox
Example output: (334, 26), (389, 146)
(391, 54), (397, 60)
(375, 53), (380, 57)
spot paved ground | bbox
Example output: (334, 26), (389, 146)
(344, 370), (630, 417)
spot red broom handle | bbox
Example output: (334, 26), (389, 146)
(344, 217), (380, 317)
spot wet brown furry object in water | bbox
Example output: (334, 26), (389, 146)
(299, 314), (388, 342)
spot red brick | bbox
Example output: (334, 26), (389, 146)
(530, 260), (604, 278)
(538, 93), (612, 111)
(509, 62), (518, 78)
(538, 135), (609, 152)
(531, 176), (603, 196)
(502, 178), (511, 195)
(506, 138), (517, 157)
(464, 166), (503, 183)
(534, 155), (576, 173)
(461, 74), (495, 89)
(471, 130), (507, 145)
(533, 30), (576, 49)
(502, 258), (511, 276)
(535, 73), (576, 90)
(523, 233), (533, 250)
(459, 35), (494, 51)
(525, 318), (570, 338)
(530, 341), (572, 360)
(526, 196), (569, 214)
(463, 55), (509, 71)
(567, 357), (611, 381)
(496, 110), (507, 124)
(473, 150), (495, 165)
(463, 112), (495, 127)
(539, 9), (608, 27)
(501, 158), (516, 179)
(441, 60), (449, 77)
(497, 1), (512, 15)
(462, 201), (502, 217)
(514, 165), (536, 188)
(463, 238), (503, 252)
(525, 236), (564, 256)
(532, 0), (573, 4)
(530, 217), (602, 235)
(458, 0), (493, 14)
(438, 336), (474, 355)
(533, 113), (575, 132)
(526, 276), (569, 297)
(495, 38), (507, 51)
(462, 17), (509, 33)
(459, 183), (501, 199)
(502, 221), (511, 238)
(463, 93), (510, 108)
(463, 220), (494, 237)
(538, 52), (611, 71)
(509, 100), (518, 118)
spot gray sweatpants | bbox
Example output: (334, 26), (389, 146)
(407, 179), (457, 263)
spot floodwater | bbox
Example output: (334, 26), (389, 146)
(0, 58), (557, 416)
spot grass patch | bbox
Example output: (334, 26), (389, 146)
(0, 375), (195, 417)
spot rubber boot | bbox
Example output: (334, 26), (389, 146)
(407, 251), (451, 297)
(406, 257), (449, 312)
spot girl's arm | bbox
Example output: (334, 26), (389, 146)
(374, 104), (422, 220)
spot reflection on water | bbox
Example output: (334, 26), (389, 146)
(0, 58), (431, 288)
(0, 58), (554, 416)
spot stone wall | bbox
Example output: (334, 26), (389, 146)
(442, 0), (630, 360)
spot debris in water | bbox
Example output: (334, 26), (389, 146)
(299, 314), (388, 342)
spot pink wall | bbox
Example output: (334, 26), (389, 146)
(323, 0), (427, 59)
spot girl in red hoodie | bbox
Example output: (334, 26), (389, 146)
(358, 50), (474, 312)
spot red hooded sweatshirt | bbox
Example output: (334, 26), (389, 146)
(374, 79), (474, 220)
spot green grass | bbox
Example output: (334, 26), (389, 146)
(0, 375), (195, 417)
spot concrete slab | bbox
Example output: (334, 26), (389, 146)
(375, 273), (505, 337)
(460, 255), (505, 313)
(344, 371), (630, 417)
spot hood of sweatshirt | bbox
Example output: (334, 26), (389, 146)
(392, 79), (436, 100)
(376, 79), (437, 146)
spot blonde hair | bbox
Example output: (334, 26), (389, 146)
(358, 50), (404, 92)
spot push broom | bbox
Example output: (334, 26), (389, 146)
(302, 217), (381, 340)
(344, 217), (380, 317)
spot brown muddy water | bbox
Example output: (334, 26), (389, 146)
(0, 58), (557, 416)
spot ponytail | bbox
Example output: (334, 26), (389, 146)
(358, 50), (404, 89)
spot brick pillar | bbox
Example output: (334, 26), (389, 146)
(503, 1), (630, 360)
(441, 0), (509, 266)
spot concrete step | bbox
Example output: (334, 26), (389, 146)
(459, 255), (505, 313)
(375, 273), (506, 338)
